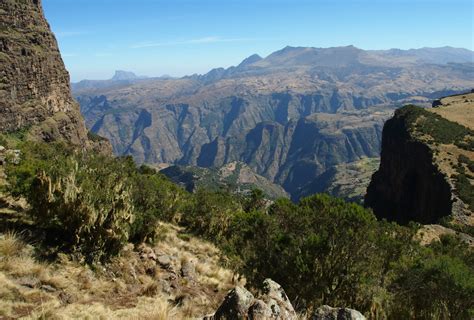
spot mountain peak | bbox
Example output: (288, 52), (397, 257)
(112, 70), (140, 81)
(238, 54), (263, 67)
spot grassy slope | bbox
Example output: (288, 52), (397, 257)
(0, 189), (240, 319)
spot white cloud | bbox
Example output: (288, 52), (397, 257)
(131, 36), (254, 49)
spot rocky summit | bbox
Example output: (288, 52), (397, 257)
(74, 46), (473, 198)
(0, 0), (106, 149)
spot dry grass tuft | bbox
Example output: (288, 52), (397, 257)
(0, 231), (25, 258)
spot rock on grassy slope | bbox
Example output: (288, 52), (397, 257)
(366, 92), (474, 231)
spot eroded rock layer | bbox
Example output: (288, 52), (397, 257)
(0, 0), (90, 145)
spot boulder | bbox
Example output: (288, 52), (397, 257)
(213, 286), (255, 320)
(207, 279), (297, 320)
(261, 279), (297, 319)
(312, 305), (366, 320)
(157, 255), (172, 269)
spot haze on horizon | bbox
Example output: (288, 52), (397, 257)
(43, 0), (474, 82)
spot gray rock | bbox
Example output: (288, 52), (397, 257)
(261, 279), (297, 319)
(208, 279), (298, 320)
(17, 277), (39, 289)
(248, 299), (272, 319)
(312, 305), (366, 320)
(181, 259), (196, 280)
(40, 284), (57, 293)
(213, 286), (255, 320)
(158, 279), (172, 294)
(157, 255), (172, 269)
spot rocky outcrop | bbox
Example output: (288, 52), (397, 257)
(312, 305), (366, 320)
(366, 95), (474, 226)
(365, 107), (452, 223)
(0, 0), (105, 149)
(207, 279), (297, 320)
(211, 286), (255, 319)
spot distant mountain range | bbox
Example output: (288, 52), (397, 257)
(74, 45), (473, 199)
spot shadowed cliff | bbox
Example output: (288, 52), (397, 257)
(366, 93), (474, 226)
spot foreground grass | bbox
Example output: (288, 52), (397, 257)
(0, 223), (240, 319)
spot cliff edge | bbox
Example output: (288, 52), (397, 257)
(0, 0), (107, 150)
(365, 92), (474, 227)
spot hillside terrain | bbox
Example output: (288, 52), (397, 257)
(161, 161), (289, 200)
(296, 157), (380, 203)
(366, 92), (474, 229)
(74, 46), (473, 197)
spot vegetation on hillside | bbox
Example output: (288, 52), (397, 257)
(455, 154), (474, 212)
(1, 136), (473, 319)
(399, 104), (474, 151)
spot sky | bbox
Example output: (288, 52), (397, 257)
(42, 0), (474, 82)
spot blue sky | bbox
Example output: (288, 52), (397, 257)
(43, 0), (473, 82)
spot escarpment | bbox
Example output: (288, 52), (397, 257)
(366, 93), (474, 226)
(0, 0), (103, 149)
(365, 108), (453, 223)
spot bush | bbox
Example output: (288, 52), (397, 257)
(6, 142), (188, 262)
(130, 166), (188, 243)
(28, 154), (136, 263)
(391, 236), (474, 319)
(180, 190), (474, 318)
(454, 173), (474, 211)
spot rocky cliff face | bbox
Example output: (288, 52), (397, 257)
(366, 93), (474, 226)
(0, 0), (96, 147)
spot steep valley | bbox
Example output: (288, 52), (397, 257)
(75, 46), (473, 198)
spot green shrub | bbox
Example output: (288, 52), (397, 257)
(5, 141), (74, 197)
(130, 167), (188, 243)
(28, 154), (136, 263)
(454, 173), (474, 211)
(391, 236), (474, 319)
(458, 154), (474, 173)
(6, 142), (188, 262)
